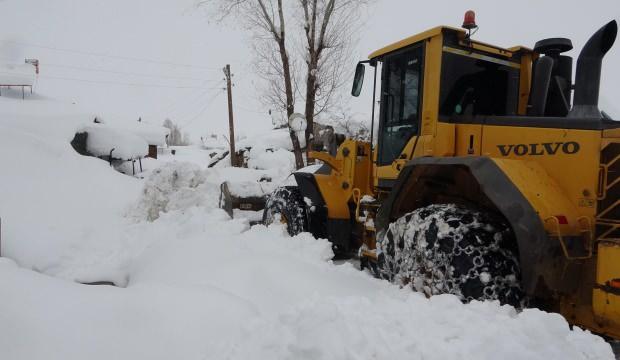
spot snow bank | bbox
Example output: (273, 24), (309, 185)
(129, 161), (213, 221)
(0, 98), (142, 282)
(129, 160), (282, 222)
(247, 147), (295, 179)
(80, 124), (148, 159)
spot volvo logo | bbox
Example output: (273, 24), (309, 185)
(497, 142), (580, 156)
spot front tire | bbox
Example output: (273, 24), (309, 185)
(377, 204), (523, 307)
(262, 186), (308, 236)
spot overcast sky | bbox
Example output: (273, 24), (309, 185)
(0, 0), (618, 139)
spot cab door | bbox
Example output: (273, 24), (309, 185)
(375, 44), (424, 187)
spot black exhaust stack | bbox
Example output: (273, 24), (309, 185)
(569, 20), (617, 119)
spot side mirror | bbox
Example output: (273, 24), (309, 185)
(351, 63), (365, 97)
(288, 113), (307, 132)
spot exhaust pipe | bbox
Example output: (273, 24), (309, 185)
(569, 20), (617, 119)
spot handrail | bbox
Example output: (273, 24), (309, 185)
(545, 216), (593, 260)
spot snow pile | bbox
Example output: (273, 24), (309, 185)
(0, 63), (35, 86)
(80, 124), (148, 159)
(248, 147), (296, 179)
(0, 98), (142, 282)
(226, 180), (270, 197)
(235, 130), (298, 181)
(130, 161), (214, 221)
(129, 161), (278, 222)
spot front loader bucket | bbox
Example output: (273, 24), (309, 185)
(218, 181), (267, 224)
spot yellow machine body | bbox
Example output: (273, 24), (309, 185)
(301, 23), (620, 338)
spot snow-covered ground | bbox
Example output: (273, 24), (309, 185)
(0, 91), (615, 360)
(0, 0), (617, 356)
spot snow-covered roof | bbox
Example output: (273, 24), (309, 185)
(0, 63), (35, 86)
(80, 124), (148, 159)
(122, 122), (170, 146)
(91, 117), (170, 146)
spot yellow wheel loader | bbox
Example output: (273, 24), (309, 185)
(263, 15), (620, 338)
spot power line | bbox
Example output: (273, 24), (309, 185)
(29, 73), (220, 89)
(1, 40), (221, 70)
(43, 63), (221, 82)
(157, 84), (217, 115)
(179, 89), (224, 129)
(160, 83), (224, 119)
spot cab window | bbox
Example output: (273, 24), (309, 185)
(439, 51), (520, 118)
(378, 45), (423, 165)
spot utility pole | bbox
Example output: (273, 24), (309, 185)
(223, 64), (237, 167)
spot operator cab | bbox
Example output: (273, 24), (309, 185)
(352, 20), (531, 188)
(352, 13), (618, 190)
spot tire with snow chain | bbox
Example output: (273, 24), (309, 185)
(376, 204), (523, 307)
(262, 186), (308, 236)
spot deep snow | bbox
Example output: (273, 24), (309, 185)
(0, 94), (615, 359)
(1, 198), (614, 359)
(0, 0), (618, 357)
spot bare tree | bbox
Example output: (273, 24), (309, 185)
(298, 0), (365, 161)
(200, 0), (367, 167)
(331, 106), (370, 141)
(200, 0), (304, 169)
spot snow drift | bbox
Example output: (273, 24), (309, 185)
(0, 97), (615, 360)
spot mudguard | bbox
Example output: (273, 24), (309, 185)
(377, 156), (576, 296)
(294, 170), (353, 252)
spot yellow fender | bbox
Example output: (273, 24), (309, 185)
(377, 156), (587, 296)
